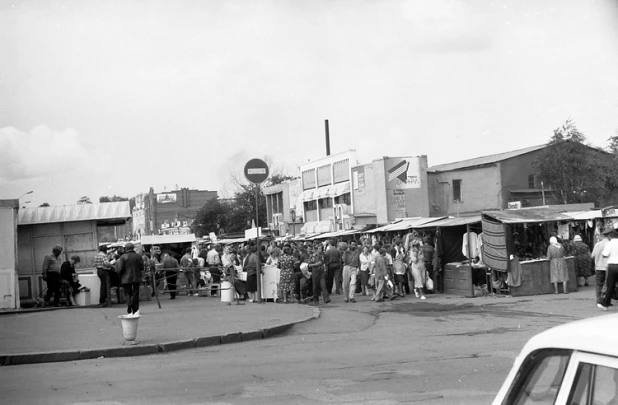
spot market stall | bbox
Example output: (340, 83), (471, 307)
(481, 209), (584, 297)
(415, 215), (483, 296)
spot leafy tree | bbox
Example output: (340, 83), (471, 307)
(533, 119), (618, 206)
(267, 173), (298, 186)
(39, 202), (50, 207)
(77, 196), (92, 204)
(193, 198), (231, 237)
(99, 195), (129, 203)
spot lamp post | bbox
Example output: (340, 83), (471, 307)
(290, 208), (296, 237)
(19, 191), (33, 200)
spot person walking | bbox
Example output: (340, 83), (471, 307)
(359, 245), (372, 296)
(116, 243), (143, 317)
(599, 228), (618, 311)
(278, 247), (298, 303)
(572, 235), (593, 287)
(94, 245), (112, 307)
(180, 247), (196, 296)
(592, 224), (612, 304)
(324, 240), (342, 295)
(373, 248), (394, 302)
(161, 252), (179, 300)
(244, 245), (262, 303)
(547, 236), (569, 294)
(342, 241), (360, 303)
(42, 245), (64, 307)
(309, 243), (330, 305)
(408, 240), (427, 300)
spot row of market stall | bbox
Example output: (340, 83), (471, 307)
(124, 206), (614, 298)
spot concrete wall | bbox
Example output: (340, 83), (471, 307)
(427, 165), (502, 216)
(500, 150), (544, 208)
(17, 220), (99, 302)
(0, 200), (18, 309)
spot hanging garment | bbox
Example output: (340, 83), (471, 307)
(462, 232), (479, 258)
(507, 256), (522, 287)
(477, 233), (484, 261)
(558, 223), (570, 240)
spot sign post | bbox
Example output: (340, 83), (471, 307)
(244, 159), (269, 304)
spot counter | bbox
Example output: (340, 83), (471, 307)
(510, 257), (578, 296)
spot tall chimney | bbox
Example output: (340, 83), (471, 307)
(325, 119), (330, 156)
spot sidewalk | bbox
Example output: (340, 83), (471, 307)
(0, 295), (319, 366)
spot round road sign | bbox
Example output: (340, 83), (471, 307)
(244, 158), (269, 184)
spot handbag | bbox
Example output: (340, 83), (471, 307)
(425, 277), (434, 291)
(368, 274), (375, 288)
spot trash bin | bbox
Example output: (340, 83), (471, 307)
(74, 291), (91, 306)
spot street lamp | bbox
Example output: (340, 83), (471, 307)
(290, 208), (296, 237)
(19, 191), (33, 200)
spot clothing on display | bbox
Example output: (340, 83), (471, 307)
(462, 232), (479, 259)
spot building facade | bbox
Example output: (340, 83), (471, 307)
(263, 179), (303, 237)
(427, 145), (554, 217)
(140, 187), (217, 236)
(298, 150), (357, 235)
(351, 156), (430, 227)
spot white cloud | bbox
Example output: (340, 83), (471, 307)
(0, 125), (94, 182)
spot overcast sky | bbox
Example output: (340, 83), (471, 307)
(1, 0), (617, 207)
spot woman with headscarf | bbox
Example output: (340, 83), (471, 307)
(572, 234), (593, 287)
(547, 236), (569, 294)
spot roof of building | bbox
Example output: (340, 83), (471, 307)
(18, 202), (131, 225)
(428, 144), (546, 172)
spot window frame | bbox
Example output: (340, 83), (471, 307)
(453, 179), (462, 202)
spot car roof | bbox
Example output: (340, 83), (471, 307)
(521, 313), (618, 358)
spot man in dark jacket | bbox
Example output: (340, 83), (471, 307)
(117, 243), (143, 316)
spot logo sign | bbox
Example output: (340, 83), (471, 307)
(157, 193), (177, 204)
(244, 158), (269, 184)
(508, 201), (522, 210)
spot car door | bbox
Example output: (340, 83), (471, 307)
(555, 351), (618, 405)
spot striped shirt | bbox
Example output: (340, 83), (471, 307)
(94, 252), (110, 270)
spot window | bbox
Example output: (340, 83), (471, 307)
(304, 200), (317, 211)
(302, 169), (316, 190)
(568, 363), (618, 405)
(317, 164), (332, 187)
(335, 192), (351, 206)
(528, 174), (536, 189)
(507, 349), (571, 405)
(453, 179), (462, 202)
(319, 198), (333, 209)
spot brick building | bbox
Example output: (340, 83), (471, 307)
(134, 187), (217, 236)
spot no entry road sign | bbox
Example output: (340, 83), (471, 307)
(244, 158), (269, 184)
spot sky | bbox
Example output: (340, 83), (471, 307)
(1, 0), (617, 207)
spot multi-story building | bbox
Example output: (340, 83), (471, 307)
(263, 179), (303, 237)
(138, 187), (217, 236)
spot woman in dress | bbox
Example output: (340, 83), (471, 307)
(572, 235), (593, 287)
(277, 246), (298, 303)
(408, 240), (426, 300)
(547, 236), (569, 294)
(224, 249), (246, 300)
(243, 246), (262, 302)
(359, 245), (372, 296)
(266, 248), (281, 268)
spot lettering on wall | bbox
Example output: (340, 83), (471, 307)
(385, 157), (421, 189)
(389, 189), (407, 217)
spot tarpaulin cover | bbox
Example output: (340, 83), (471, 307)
(481, 218), (508, 271)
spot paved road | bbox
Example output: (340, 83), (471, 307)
(0, 289), (604, 405)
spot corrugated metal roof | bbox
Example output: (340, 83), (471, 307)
(18, 202), (131, 225)
(366, 217), (446, 233)
(416, 215), (482, 228)
(141, 234), (196, 245)
(482, 209), (574, 224)
(428, 144), (546, 172)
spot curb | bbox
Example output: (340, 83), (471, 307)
(0, 307), (320, 366)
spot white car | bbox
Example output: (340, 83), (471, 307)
(493, 314), (618, 405)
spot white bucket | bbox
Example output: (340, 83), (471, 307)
(220, 281), (234, 303)
(118, 315), (140, 341)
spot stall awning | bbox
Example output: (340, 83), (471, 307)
(19, 201), (131, 225)
(415, 215), (482, 228)
(564, 210), (603, 220)
(330, 182), (350, 197)
(307, 228), (359, 240)
(366, 217), (445, 233)
(141, 234), (197, 245)
(482, 209), (574, 224)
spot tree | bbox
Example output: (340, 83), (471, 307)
(193, 198), (231, 237)
(267, 173), (298, 186)
(533, 119), (618, 206)
(39, 202), (50, 207)
(77, 196), (92, 204)
(99, 195), (129, 203)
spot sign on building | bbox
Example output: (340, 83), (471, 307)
(157, 193), (177, 204)
(385, 157), (421, 189)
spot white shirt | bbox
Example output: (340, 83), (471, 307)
(207, 249), (221, 266)
(592, 238), (609, 270)
(359, 253), (371, 271)
(602, 239), (618, 264)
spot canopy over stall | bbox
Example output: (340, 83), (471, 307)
(365, 217), (445, 234)
(141, 234), (197, 245)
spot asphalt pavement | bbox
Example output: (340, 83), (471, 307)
(0, 294), (318, 366)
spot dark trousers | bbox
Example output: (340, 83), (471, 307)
(123, 282), (140, 314)
(96, 268), (108, 304)
(312, 267), (329, 303)
(596, 270), (606, 304)
(294, 272), (312, 299)
(327, 266), (341, 294)
(44, 272), (61, 304)
(602, 264), (618, 307)
(166, 270), (178, 299)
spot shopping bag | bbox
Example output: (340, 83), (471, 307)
(425, 277), (434, 291)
